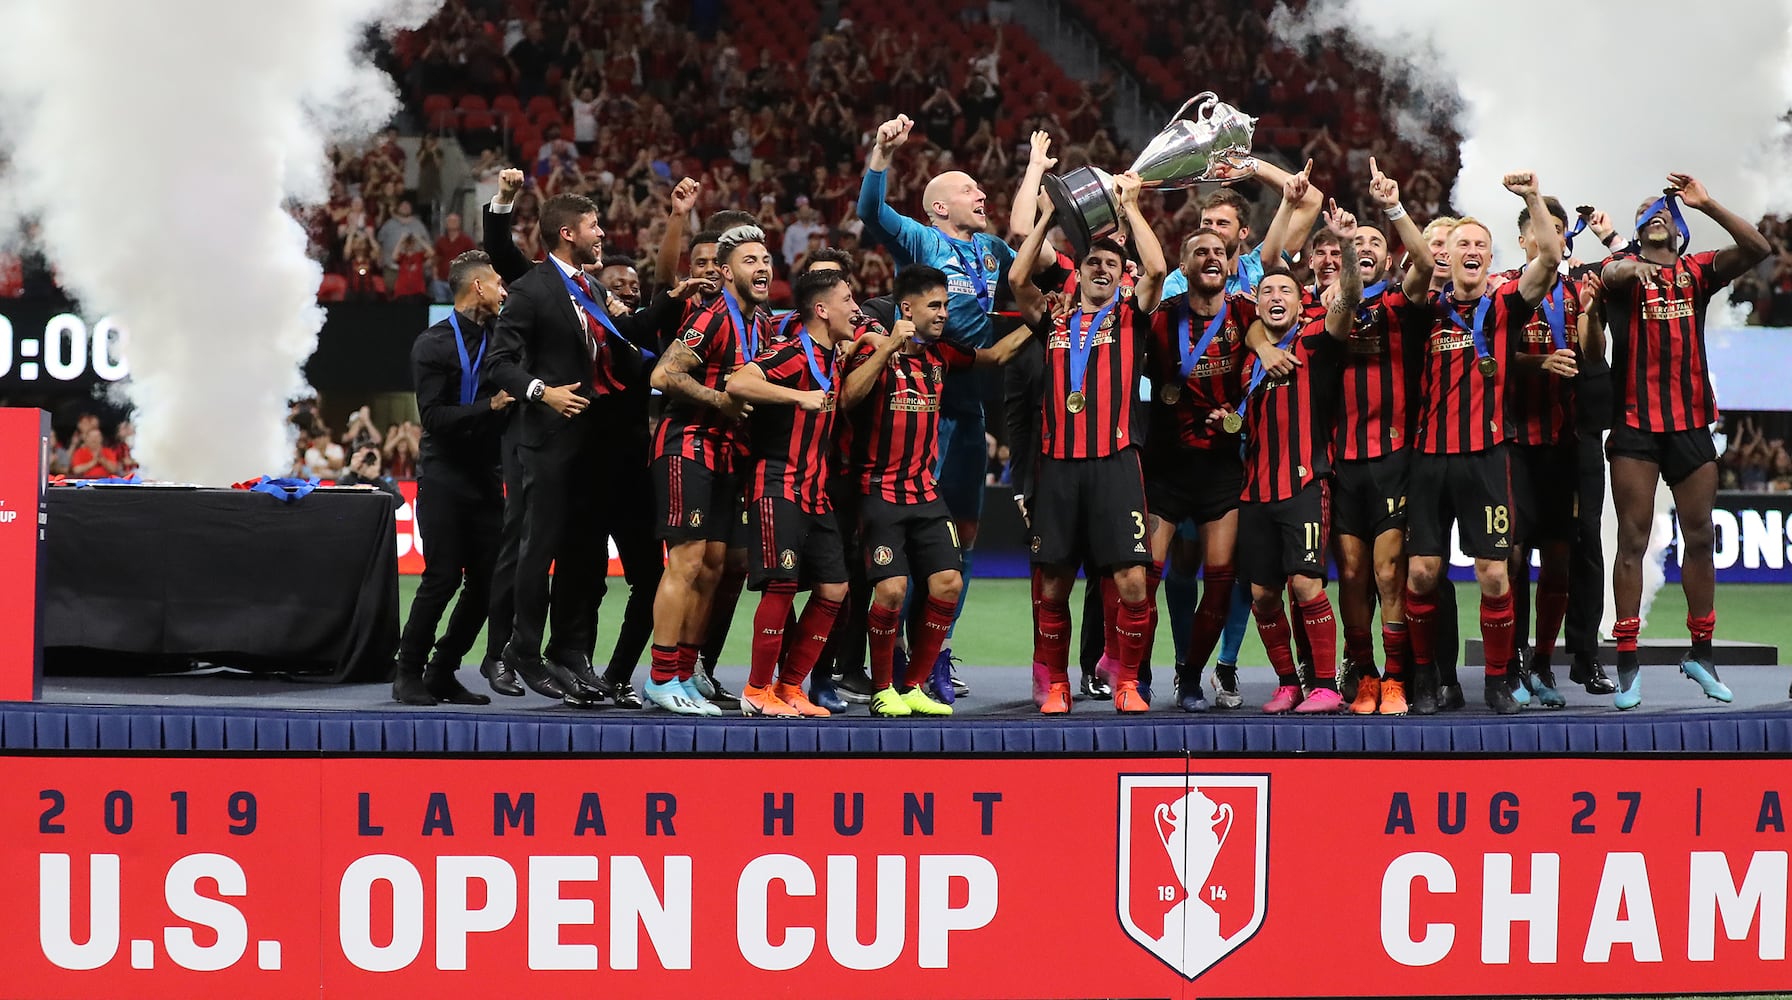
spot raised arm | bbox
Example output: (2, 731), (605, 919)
(1323, 201), (1363, 340)
(1366, 157), (1435, 300)
(655, 176), (700, 292)
(1508, 172), (1561, 308)
(1255, 158), (1323, 269)
(1116, 171), (1166, 313)
(1009, 130), (1057, 241)
(1671, 172), (1773, 283)
(483, 167), (533, 284)
(859, 116), (929, 255)
(1008, 197), (1056, 328)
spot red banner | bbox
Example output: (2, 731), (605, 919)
(0, 408), (48, 700)
(393, 480), (624, 576)
(3, 753), (1788, 998)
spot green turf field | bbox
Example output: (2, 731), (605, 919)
(399, 576), (1792, 669)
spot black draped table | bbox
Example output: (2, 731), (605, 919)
(43, 486), (398, 682)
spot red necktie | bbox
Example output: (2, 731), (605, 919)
(573, 273), (606, 355)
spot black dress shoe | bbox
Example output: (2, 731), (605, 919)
(1484, 675), (1521, 715)
(547, 651), (608, 698)
(834, 667), (874, 704)
(502, 643), (566, 699)
(1410, 663), (1439, 716)
(1438, 683), (1466, 712)
(424, 661), (492, 705)
(393, 665), (438, 706)
(588, 670), (646, 709)
(1570, 654), (1617, 695)
(480, 655), (526, 697)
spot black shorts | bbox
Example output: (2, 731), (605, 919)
(859, 496), (963, 583)
(1238, 480), (1331, 589)
(1510, 441), (1578, 545)
(746, 495), (849, 590)
(1143, 445), (1242, 525)
(1606, 423), (1716, 487)
(1406, 447), (1515, 561)
(1332, 452), (1410, 541)
(1030, 450), (1151, 570)
(652, 455), (737, 544)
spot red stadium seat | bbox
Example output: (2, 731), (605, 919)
(421, 93), (452, 116)
(457, 94), (488, 113)
(427, 107), (458, 131)
(460, 109), (495, 131)
(491, 95), (523, 117)
(526, 95), (560, 120)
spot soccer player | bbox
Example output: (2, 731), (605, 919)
(644, 224), (773, 716)
(842, 264), (1035, 716)
(1597, 173), (1769, 708)
(1010, 172), (1168, 714)
(726, 268), (861, 717)
(1408, 212), (1465, 713)
(1320, 160), (1435, 716)
(1237, 204), (1363, 713)
(1403, 173), (1562, 715)
(859, 114), (1019, 702)
(1159, 159), (1323, 299)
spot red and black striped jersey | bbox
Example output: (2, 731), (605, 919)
(652, 294), (773, 472)
(1336, 286), (1423, 461)
(1414, 284), (1530, 455)
(1243, 321), (1346, 502)
(1507, 274), (1580, 446)
(1040, 296), (1150, 460)
(1602, 249), (1726, 432)
(1143, 293), (1256, 452)
(840, 338), (977, 503)
(743, 336), (844, 514)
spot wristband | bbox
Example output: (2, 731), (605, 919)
(1384, 203), (1407, 222)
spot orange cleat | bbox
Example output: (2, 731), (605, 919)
(741, 684), (799, 717)
(1114, 681), (1150, 714)
(774, 682), (833, 718)
(1040, 681), (1072, 715)
(1350, 675), (1381, 715)
(1378, 679), (1409, 716)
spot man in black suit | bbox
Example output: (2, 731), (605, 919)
(394, 250), (513, 706)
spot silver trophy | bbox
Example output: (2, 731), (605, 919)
(1042, 92), (1258, 260)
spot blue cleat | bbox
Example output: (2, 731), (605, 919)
(1175, 675), (1208, 713)
(645, 677), (707, 715)
(1614, 663), (1642, 711)
(1507, 671), (1531, 707)
(1525, 662), (1567, 709)
(677, 677), (722, 716)
(1679, 654), (1733, 703)
(1137, 683), (1153, 706)
(928, 650), (957, 706)
(809, 676), (849, 714)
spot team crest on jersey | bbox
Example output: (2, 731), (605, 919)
(1120, 283), (1135, 298)
(1030, 536), (1042, 553)
(873, 546), (893, 566)
(930, 364), (945, 384)
(780, 549), (797, 570)
(1677, 271), (1691, 288)
(679, 327), (704, 348)
(1116, 773), (1269, 981)
(689, 510), (704, 528)
(983, 252), (999, 271)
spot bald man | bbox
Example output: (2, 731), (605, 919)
(857, 114), (1018, 703)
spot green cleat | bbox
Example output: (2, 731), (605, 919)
(900, 686), (954, 716)
(869, 688), (912, 717)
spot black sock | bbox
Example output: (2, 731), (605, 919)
(1617, 649), (1640, 681)
(1314, 677), (1337, 692)
(1691, 638), (1713, 659)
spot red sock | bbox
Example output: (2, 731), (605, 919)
(778, 596), (842, 687)
(1288, 582), (1314, 670)
(1480, 591), (1514, 677)
(1033, 596), (1072, 684)
(1381, 623), (1409, 679)
(868, 602), (901, 690)
(675, 643), (700, 681)
(1614, 616), (1641, 653)
(748, 584), (797, 689)
(1298, 593), (1338, 682)
(1141, 563), (1163, 671)
(1116, 598), (1150, 686)
(1344, 626), (1375, 671)
(1688, 611), (1716, 645)
(1101, 575), (1121, 661)
(907, 596), (956, 688)
(1534, 581), (1568, 655)
(1405, 587), (1437, 667)
(1189, 565), (1235, 669)
(1253, 600), (1301, 684)
(649, 644), (679, 684)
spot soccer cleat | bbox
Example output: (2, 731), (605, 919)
(1081, 667), (1112, 700)
(1137, 683), (1153, 705)
(1570, 654), (1617, 695)
(1175, 674), (1209, 713)
(741, 683), (799, 717)
(869, 688), (912, 717)
(1338, 659), (1363, 704)
(1349, 675), (1380, 715)
(1409, 664), (1440, 716)
(1526, 660), (1567, 709)
(809, 679), (849, 714)
(835, 667), (875, 704)
(644, 677), (706, 715)
(1438, 682), (1466, 712)
(1114, 681), (1150, 713)
(928, 651), (958, 706)
(900, 686), (954, 716)
(1507, 670), (1532, 707)
(1032, 662), (1053, 707)
(774, 683), (833, 718)
(1679, 654), (1733, 703)
(1262, 685), (1303, 714)
(693, 664), (740, 708)
(1295, 688), (1345, 714)
(1378, 679), (1409, 716)
(1211, 665), (1243, 710)
(1484, 675), (1521, 715)
(948, 653), (970, 696)
(677, 678), (722, 716)
(1095, 654), (1119, 693)
(1614, 662), (1642, 710)
(1039, 682), (1072, 715)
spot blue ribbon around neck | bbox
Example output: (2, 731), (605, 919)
(1442, 282), (1496, 366)
(1067, 295), (1121, 397)
(447, 311), (486, 406)
(794, 325), (833, 392)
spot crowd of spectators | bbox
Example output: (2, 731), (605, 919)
(289, 399), (421, 485)
(1723, 414), (1792, 492)
(45, 413), (137, 480)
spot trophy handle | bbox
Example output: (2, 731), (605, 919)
(1167, 91), (1219, 130)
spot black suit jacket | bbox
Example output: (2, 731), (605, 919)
(412, 311), (506, 501)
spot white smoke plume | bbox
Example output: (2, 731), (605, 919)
(1269, 1), (1792, 266)
(0, 0), (440, 484)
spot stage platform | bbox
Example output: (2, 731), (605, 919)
(8, 663), (1792, 754)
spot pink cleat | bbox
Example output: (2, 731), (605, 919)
(1095, 654), (1119, 691)
(1262, 685), (1304, 714)
(1294, 688), (1345, 714)
(1032, 662), (1052, 708)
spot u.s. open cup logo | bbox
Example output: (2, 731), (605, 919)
(1117, 773), (1269, 980)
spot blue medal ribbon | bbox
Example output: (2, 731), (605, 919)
(1177, 296), (1230, 381)
(1634, 193), (1691, 254)
(1563, 215), (1588, 254)
(776, 310), (802, 341)
(942, 236), (993, 312)
(556, 266), (624, 347)
(722, 288), (759, 361)
(794, 325), (834, 393)
(1240, 323), (1302, 421)
(1540, 278), (1568, 351)
(447, 311), (486, 406)
(1442, 282), (1496, 366)
(1356, 279), (1388, 323)
(1067, 295), (1122, 397)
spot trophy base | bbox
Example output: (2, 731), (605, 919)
(1042, 167), (1117, 263)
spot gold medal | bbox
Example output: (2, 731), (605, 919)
(1477, 356), (1498, 377)
(1162, 383), (1182, 405)
(1222, 411), (1243, 434)
(1066, 390), (1087, 414)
